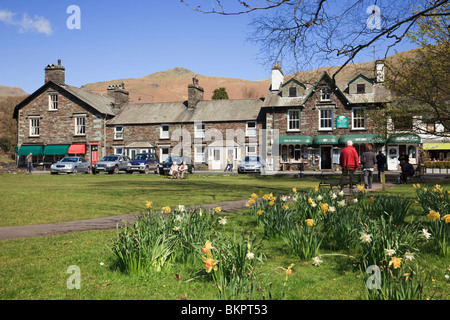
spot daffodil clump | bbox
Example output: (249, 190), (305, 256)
(414, 184), (449, 257)
(110, 202), (223, 274)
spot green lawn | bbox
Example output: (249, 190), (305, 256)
(0, 173), (448, 300)
(0, 173), (318, 226)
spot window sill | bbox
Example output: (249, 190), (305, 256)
(318, 129), (333, 132)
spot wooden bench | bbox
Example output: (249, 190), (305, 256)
(319, 168), (363, 193)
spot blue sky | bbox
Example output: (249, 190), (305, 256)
(0, 1), (418, 94)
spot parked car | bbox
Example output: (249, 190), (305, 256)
(158, 156), (195, 175)
(126, 153), (159, 174)
(92, 155), (130, 174)
(50, 157), (90, 174)
(237, 155), (264, 174)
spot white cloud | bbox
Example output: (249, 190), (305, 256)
(0, 9), (53, 36)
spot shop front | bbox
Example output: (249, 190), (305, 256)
(423, 142), (450, 161)
(312, 135), (339, 170)
(386, 134), (421, 170)
(278, 135), (313, 171)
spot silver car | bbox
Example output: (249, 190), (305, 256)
(92, 155), (130, 174)
(50, 157), (91, 174)
(238, 156), (265, 174)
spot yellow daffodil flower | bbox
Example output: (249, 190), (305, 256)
(202, 256), (218, 273)
(215, 207), (222, 213)
(145, 201), (152, 209)
(389, 256), (402, 269)
(305, 219), (315, 227)
(251, 193), (258, 199)
(442, 214), (450, 223)
(292, 187), (297, 193)
(428, 210), (440, 221)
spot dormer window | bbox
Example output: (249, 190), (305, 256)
(320, 87), (331, 101)
(357, 84), (366, 94)
(289, 87), (297, 97)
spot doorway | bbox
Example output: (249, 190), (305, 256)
(320, 146), (332, 170)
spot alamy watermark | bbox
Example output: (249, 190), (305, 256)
(66, 265), (81, 289)
(66, 5), (81, 30)
(366, 5), (381, 30)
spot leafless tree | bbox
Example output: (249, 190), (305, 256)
(181, 0), (450, 78)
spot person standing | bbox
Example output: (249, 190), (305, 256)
(224, 154), (233, 172)
(26, 152), (33, 173)
(361, 144), (377, 189)
(339, 140), (359, 171)
(376, 150), (386, 182)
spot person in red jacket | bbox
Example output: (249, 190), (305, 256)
(339, 140), (359, 171)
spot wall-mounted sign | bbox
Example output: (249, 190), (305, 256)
(336, 114), (349, 129)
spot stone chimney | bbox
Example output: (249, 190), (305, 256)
(271, 62), (284, 91)
(107, 82), (129, 107)
(187, 76), (204, 109)
(375, 59), (385, 83)
(45, 59), (65, 85)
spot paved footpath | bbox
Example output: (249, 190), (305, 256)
(0, 181), (402, 240)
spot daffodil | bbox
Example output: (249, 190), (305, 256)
(320, 203), (328, 212)
(385, 248), (396, 257)
(360, 232), (372, 243)
(145, 201), (152, 209)
(308, 197), (313, 204)
(285, 263), (294, 280)
(389, 256), (402, 269)
(251, 193), (258, 199)
(178, 204), (185, 212)
(215, 206), (222, 213)
(357, 185), (365, 192)
(292, 187), (297, 193)
(316, 195), (323, 201)
(202, 240), (212, 254)
(202, 256), (218, 273)
(162, 206), (171, 214)
(248, 198), (256, 205)
(268, 200), (275, 206)
(246, 252), (255, 260)
(257, 209), (263, 216)
(328, 206), (336, 213)
(219, 217), (227, 225)
(312, 256), (323, 266)
(404, 251), (415, 261)
(305, 219), (315, 227)
(338, 190), (344, 197)
(283, 204), (289, 210)
(175, 215), (183, 222)
(428, 210), (440, 221)
(442, 214), (450, 223)
(337, 200), (346, 207)
(421, 228), (431, 239)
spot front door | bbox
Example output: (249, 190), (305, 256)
(387, 146), (399, 171)
(320, 146), (332, 170)
(211, 148), (222, 170)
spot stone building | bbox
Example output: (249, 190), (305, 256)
(13, 60), (115, 167)
(13, 59), (425, 172)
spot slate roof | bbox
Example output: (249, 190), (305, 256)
(13, 81), (115, 118)
(108, 98), (265, 125)
(262, 71), (391, 108)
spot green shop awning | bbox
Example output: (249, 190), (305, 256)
(313, 135), (339, 145)
(44, 144), (70, 155)
(339, 134), (385, 144)
(423, 142), (450, 150)
(18, 145), (44, 156)
(278, 135), (313, 145)
(387, 134), (421, 144)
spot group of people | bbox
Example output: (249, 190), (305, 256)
(169, 161), (189, 179)
(339, 140), (415, 188)
(339, 140), (380, 189)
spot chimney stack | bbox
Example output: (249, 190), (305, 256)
(107, 82), (129, 108)
(375, 59), (385, 83)
(271, 62), (284, 91)
(45, 59), (65, 85)
(187, 76), (204, 109)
